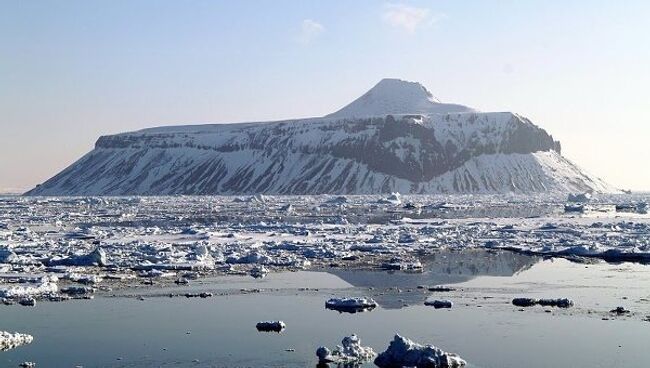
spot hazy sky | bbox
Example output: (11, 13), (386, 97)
(1, 0), (649, 191)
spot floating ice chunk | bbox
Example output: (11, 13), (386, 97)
(0, 331), (33, 351)
(250, 265), (269, 279)
(316, 334), (376, 364)
(326, 196), (348, 205)
(325, 297), (377, 313)
(382, 258), (422, 271)
(63, 272), (103, 285)
(0, 277), (58, 299)
(564, 203), (584, 213)
(378, 192), (402, 205)
(19, 362), (36, 368)
(538, 298), (574, 308)
(424, 299), (453, 309)
(49, 247), (107, 267)
(255, 321), (285, 332)
(18, 297), (36, 306)
(567, 192), (592, 203)
(249, 194), (267, 203)
(428, 286), (456, 292)
(397, 232), (418, 244)
(137, 269), (175, 278)
(279, 204), (294, 213)
(61, 286), (95, 296)
(0, 248), (17, 263)
(615, 202), (648, 214)
(512, 298), (573, 308)
(374, 334), (466, 368)
(610, 306), (630, 315)
(228, 251), (272, 265)
(512, 298), (537, 307)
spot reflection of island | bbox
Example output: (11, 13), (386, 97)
(327, 249), (539, 309)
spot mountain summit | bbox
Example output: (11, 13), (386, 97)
(25, 79), (615, 196)
(326, 78), (475, 118)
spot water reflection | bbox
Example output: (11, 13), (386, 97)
(327, 249), (539, 309)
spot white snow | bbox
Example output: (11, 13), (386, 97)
(0, 331), (34, 351)
(326, 297), (378, 311)
(316, 334), (376, 364)
(374, 334), (466, 368)
(326, 78), (475, 118)
(25, 80), (616, 196)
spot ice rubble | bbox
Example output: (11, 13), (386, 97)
(48, 247), (107, 267)
(374, 334), (466, 368)
(0, 331), (34, 351)
(0, 194), (649, 304)
(316, 334), (376, 364)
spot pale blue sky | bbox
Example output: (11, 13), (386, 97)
(1, 1), (649, 191)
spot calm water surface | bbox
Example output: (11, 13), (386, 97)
(2, 250), (650, 368)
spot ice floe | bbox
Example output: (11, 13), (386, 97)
(255, 321), (285, 332)
(424, 298), (453, 309)
(0, 331), (33, 351)
(374, 334), (466, 368)
(512, 298), (574, 308)
(325, 297), (378, 313)
(316, 334), (376, 364)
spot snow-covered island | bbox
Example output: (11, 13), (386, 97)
(26, 79), (615, 196)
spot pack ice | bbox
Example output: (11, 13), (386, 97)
(0, 194), (649, 305)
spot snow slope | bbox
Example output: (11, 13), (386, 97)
(25, 79), (616, 195)
(327, 78), (475, 118)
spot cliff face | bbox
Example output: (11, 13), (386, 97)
(25, 111), (611, 196)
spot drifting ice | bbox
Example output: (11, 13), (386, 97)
(325, 297), (378, 312)
(374, 334), (466, 368)
(512, 298), (574, 308)
(255, 321), (286, 332)
(316, 334), (376, 364)
(0, 331), (34, 351)
(424, 299), (453, 309)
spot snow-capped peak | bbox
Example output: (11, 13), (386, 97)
(326, 78), (476, 119)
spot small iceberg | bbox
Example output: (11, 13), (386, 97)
(0, 331), (34, 351)
(48, 247), (108, 267)
(0, 276), (58, 300)
(325, 297), (378, 313)
(316, 334), (376, 364)
(428, 286), (456, 292)
(564, 203), (585, 213)
(255, 321), (286, 333)
(250, 265), (269, 279)
(512, 298), (574, 308)
(378, 192), (402, 205)
(375, 334), (466, 368)
(424, 299), (453, 309)
(567, 192), (592, 203)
